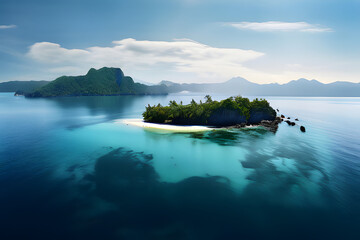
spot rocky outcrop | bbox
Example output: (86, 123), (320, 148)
(248, 109), (276, 124)
(208, 109), (247, 126)
(259, 117), (282, 132)
(231, 117), (281, 133)
(300, 126), (306, 132)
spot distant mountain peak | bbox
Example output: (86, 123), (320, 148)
(224, 77), (252, 84)
(87, 68), (96, 74)
(159, 80), (177, 86)
(227, 77), (248, 82)
(287, 78), (322, 85)
(87, 67), (122, 74)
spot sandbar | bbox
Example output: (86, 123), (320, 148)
(118, 119), (213, 132)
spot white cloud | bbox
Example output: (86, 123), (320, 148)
(28, 42), (90, 64)
(29, 38), (356, 85)
(227, 21), (332, 32)
(0, 24), (16, 29)
(27, 38), (265, 83)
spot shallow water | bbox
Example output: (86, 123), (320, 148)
(0, 93), (359, 239)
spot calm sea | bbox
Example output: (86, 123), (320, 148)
(0, 93), (359, 240)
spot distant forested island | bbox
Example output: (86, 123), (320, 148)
(21, 67), (168, 97)
(143, 96), (277, 127)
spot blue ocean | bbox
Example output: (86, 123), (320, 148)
(0, 93), (359, 239)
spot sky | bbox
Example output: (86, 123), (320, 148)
(0, 0), (359, 84)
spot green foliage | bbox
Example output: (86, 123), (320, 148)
(250, 98), (275, 116)
(142, 96), (275, 126)
(250, 98), (271, 109)
(204, 95), (212, 103)
(26, 67), (168, 97)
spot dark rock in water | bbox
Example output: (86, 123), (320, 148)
(281, 115), (285, 118)
(300, 126), (306, 132)
(295, 118), (299, 121)
(287, 117), (290, 119)
(285, 120), (295, 126)
(276, 108), (279, 112)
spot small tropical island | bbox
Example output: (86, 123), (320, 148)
(142, 95), (281, 130)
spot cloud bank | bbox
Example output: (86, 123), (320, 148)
(227, 21), (332, 32)
(0, 24), (16, 29)
(27, 38), (265, 83)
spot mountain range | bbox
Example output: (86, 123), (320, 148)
(160, 77), (360, 97)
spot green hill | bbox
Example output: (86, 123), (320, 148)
(0, 81), (49, 93)
(26, 67), (168, 97)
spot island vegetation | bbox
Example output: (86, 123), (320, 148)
(25, 67), (168, 97)
(143, 96), (277, 126)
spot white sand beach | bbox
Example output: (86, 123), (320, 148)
(118, 119), (213, 132)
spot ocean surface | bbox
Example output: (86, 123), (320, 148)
(0, 93), (359, 240)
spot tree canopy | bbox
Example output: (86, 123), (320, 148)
(143, 96), (276, 126)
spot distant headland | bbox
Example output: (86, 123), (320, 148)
(0, 81), (50, 94)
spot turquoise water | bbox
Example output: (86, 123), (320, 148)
(0, 93), (359, 239)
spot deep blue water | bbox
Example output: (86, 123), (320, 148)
(0, 93), (359, 240)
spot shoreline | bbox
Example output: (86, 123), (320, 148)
(116, 119), (275, 132)
(118, 119), (213, 132)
